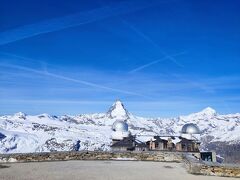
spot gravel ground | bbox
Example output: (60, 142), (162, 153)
(0, 160), (236, 180)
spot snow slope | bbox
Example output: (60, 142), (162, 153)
(0, 100), (240, 155)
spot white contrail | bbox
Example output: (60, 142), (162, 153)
(0, 51), (44, 64)
(0, 63), (148, 98)
(119, 19), (214, 94)
(120, 19), (185, 68)
(129, 52), (185, 73)
(0, 1), (154, 46)
(171, 73), (215, 94)
(0, 51), (52, 73)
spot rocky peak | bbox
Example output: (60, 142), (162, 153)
(13, 112), (26, 120)
(199, 107), (217, 116)
(179, 107), (217, 122)
(106, 100), (130, 119)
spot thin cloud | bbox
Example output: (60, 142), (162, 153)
(118, 20), (214, 94)
(0, 63), (148, 98)
(171, 74), (215, 94)
(120, 19), (185, 68)
(0, 51), (52, 73)
(0, 1), (153, 46)
(0, 99), (112, 105)
(129, 52), (186, 73)
(115, 18), (213, 96)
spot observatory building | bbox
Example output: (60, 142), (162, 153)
(109, 108), (216, 161)
(110, 120), (202, 153)
(111, 119), (147, 151)
(147, 123), (201, 152)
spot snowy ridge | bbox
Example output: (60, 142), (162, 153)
(0, 100), (240, 154)
(180, 107), (217, 121)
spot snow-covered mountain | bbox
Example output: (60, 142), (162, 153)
(0, 100), (240, 162)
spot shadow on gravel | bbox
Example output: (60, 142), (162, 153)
(0, 164), (10, 169)
(164, 165), (174, 169)
(104, 161), (112, 164)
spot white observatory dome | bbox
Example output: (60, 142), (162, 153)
(112, 120), (128, 132)
(181, 123), (200, 134)
(111, 120), (130, 140)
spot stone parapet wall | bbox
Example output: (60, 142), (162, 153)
(184, 154), (240, 178)
(0, 151), (183, 163)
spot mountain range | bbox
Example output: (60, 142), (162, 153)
(0, 100), (240, 163)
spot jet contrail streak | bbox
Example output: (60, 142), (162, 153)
(0, 51), (46, 64)
(0, 1), (154, 46)
(0, 63), (148, 98)
(129, 52), (185, 73)
(121, 19), (185, 68)
(119, 20), (213, 94)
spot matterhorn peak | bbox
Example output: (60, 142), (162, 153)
(106, 100), (130, 119)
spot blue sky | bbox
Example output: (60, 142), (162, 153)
(0, 0), (240, 117)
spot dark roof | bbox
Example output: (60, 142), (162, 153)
(135, 139), (148, 148)
(152, 136), (168, 142)
(111, 136), (135, 148)
(135, 142), (147, 148)
(177, 137), (199, 144)
(154, 136), (168, 142)
(111, 135), (148, 148)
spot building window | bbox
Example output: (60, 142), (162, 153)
(182, 144), (186, 150)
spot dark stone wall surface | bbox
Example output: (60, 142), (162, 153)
(184, 155), (240, 178)
(0, 151), (183, 163)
